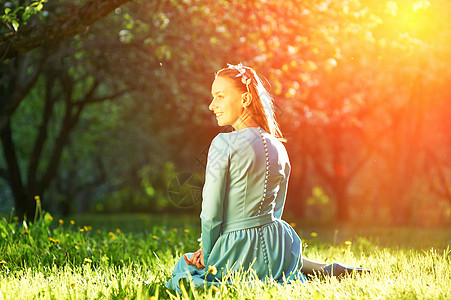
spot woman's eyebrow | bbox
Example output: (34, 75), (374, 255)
(211, 90), (224, 96)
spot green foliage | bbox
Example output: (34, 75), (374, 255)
(0, 211), (200, 271)
(0, 213), (450, 299)
(305, 186), (336, 222)
(1, 0), (46, 31)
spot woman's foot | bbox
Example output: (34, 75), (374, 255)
(323, 262), (371, 278)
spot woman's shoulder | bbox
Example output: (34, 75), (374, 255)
(211, 127), (287, 152)
(211, 132), (230, 147)
(264, 131), (290, 164)
(211, 127), (258, 142)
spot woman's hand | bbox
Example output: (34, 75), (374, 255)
(184, 249), (205, 269)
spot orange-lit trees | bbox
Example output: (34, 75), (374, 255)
(204, 0), (382, 221)
(203, 0), (451, 223)
(1, 0), (450, 224)
(357, 0), (451, 223)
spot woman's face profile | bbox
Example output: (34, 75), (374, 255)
(210, 76), (245, 129)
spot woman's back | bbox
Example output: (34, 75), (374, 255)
(206, 127), (290, 226)
(194, 127), (305, 285)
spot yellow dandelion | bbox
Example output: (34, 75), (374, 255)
(79, 228), (84, 232)
(65, 233), (70, 237)
(116, 228), (121, 233)
(59, 219), (64, 224)
(13, 216), (19, 221)
(70, 281), (76, 287)
(172, 228), (178, 232)
(211, 285), (220, 293)
(152, 235), (158, 239)
(0, 260), (6, 264)
(207, 265), (218, 275)
(45, 215), (53, 221)
(84, 258), (92, 263)
(34, 195), (40, 200)
(22, 230), (29, 235)
(87, 226), (93, 231)
(167, 238), (172, 242)
(70, 220), (75, 225)
(48, 237), (59, 243)
(345, 241), (352, 246)
(184, 229), (190, 233)
(310, 232), (318, 237)
(109, 232), (116, 239)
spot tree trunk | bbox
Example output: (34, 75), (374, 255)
(334, 180), (349, 222)
(0, 122), (36, 219)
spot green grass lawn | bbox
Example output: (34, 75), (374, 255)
(0, 212), (449, 299)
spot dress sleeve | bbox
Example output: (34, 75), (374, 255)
(201, 133), (229, 266)
(274, 160), (291, 220)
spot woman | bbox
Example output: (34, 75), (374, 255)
(165, 63), (368, 294)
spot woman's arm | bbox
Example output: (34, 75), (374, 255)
(200, 133), (229, 266)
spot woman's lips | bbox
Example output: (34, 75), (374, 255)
(215, 112), (223, 118)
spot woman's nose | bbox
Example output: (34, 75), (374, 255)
(209, 98), (216, 111)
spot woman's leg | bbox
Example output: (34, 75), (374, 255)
(301, 257), (327, 276)
(301, 257), (370, 277)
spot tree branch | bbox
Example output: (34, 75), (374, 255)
(0, 53), (47, 132)
(310, 154), (332, 183)
(37, 100), (81, 194)
(347, 149), (373, 181)
(0, 0), (134, 62)
(73, 87), (133, 106)
(27, 72), (56, 190)
(425, 148), (451, 204)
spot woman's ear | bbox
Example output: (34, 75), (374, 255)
(241, 92), (253, 108)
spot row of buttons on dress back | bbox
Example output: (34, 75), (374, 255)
(258, 128), (270, 266)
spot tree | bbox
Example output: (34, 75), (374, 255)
(1, 0), (450, 225)
(0, 0), (134, 218)
(0, 0), (133, 133)
(0, 0), (236, 217)
(0, 0), (133, 61)
(201, 0), (451, 223)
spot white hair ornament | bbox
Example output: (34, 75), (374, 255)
(227, 63), (252, 91)
(227, 64), (277, 135)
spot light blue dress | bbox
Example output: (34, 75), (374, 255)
(165, 127), (306, 293)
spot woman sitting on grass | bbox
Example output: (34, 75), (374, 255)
(165, 63), (369, 294)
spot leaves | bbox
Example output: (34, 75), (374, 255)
(1, 0), (47, 32)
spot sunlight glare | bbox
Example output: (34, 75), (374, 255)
(413, 0), (431, 12)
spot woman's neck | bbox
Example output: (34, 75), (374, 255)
(232, 110), (259, 131)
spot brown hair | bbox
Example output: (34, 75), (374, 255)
(215, 65), (285, 142)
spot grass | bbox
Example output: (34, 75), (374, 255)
(0, 211), (449, 299)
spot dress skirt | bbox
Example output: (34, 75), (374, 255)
(165, 218), (306, 294)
